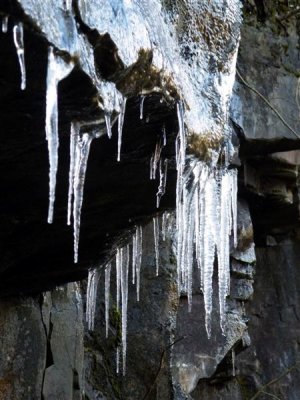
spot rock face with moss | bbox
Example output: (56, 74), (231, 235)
(0, 0), (299, 399)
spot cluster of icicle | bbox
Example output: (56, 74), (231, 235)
(176, 103), (238, 338)
(44, 47), (128, 263)
(83, 98), (237, 373)
(86, 226), (143, 375)
(2, 16), (26, 90)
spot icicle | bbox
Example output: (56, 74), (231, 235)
(132, 230), (137, 285)
(45, 47), (74, 223)
(2, 15), (8, 33)
(67, 122), (79, 226)
(73, 133), (94, 263)
(217, 170), (232, 334)
(140, 95), (145, 120)
(86, 268), (99, 331)
(105, 263), (111, 338)
(116, 248), (122, 310)
(116, 347), (120, 374)
(231, 169), (238, 248)
(149, 155), (154, 180)
(136, 226), (143, 302)
(65, 0), (72, 12)
(105, 113), (112, 139)
(175, 101), (187, 292)
(117, 98), (127, 161)
(156, 159), (168, 208)
(203, 175), (218, 338)
(13, 23), (26, 90)
(121, 245), (129, 375)
(232, 348), (236, 376)
(153, 217), (160, 276)
(150, 140), (162, 180)
(162, 125), (167, 147)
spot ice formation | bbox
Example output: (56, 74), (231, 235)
(156, 159), (168, 208)
(150, 140), (162, 180)
(104, 263), (111, 338)
(117, 98), (127, 162)
(2, 15), (8, 33)
(86, 268), (100, 331)
(115, 243), (132, 374)
(105, 113), (112, 139)
(45, 47), (74, 223)
(73, 133), (94, 263)
(13, 23), (26, 90)
(139, 95), (145, 120)
(11, 0), (241, 373)
(153, 217), (160, 276)
(176, 157), (238, 336)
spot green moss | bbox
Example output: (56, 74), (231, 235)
(111, 305), (122, 346)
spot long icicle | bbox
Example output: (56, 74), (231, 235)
(203, 175), (218, 338)
(121, 245), (129, 375)
(105, 263), (112, 338)
(67, 122), (79, 226)
(117, 98), (127, 161)
(86, 268), (99, 331)
(136, 226), (143, 302)
(13, 23), (26, 90)
(115, 247), (122, 374)
(73, 133), (94, 263)
(153, 217), (160, 276)
(45, 47), (74, 223)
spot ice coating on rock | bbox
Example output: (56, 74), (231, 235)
(13, 23), (26, 90)
(2, 15), (8, 33)
(65, 0), (72, 12)
(105, 263), (111, 338)
(45, 47), (74, 224)
(77, 0), (241, 137)
(86, 268), (99, 331)
(73, 133), (94, 263)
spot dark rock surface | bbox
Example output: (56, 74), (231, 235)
(0, 282), (84, 400)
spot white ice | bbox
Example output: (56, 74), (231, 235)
(86, 268), (99, 331)
(13, 23), (26, 90)
(45, 47), (74, 224)
(2, 15), (8, 33)
(117, 98), (127, 161)
(105, 263), (111, 338)
(73, 133), (94, 263)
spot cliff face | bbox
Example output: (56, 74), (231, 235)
(0, 0), (300, 399)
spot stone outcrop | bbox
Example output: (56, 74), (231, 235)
(0, 283), (84, 399)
